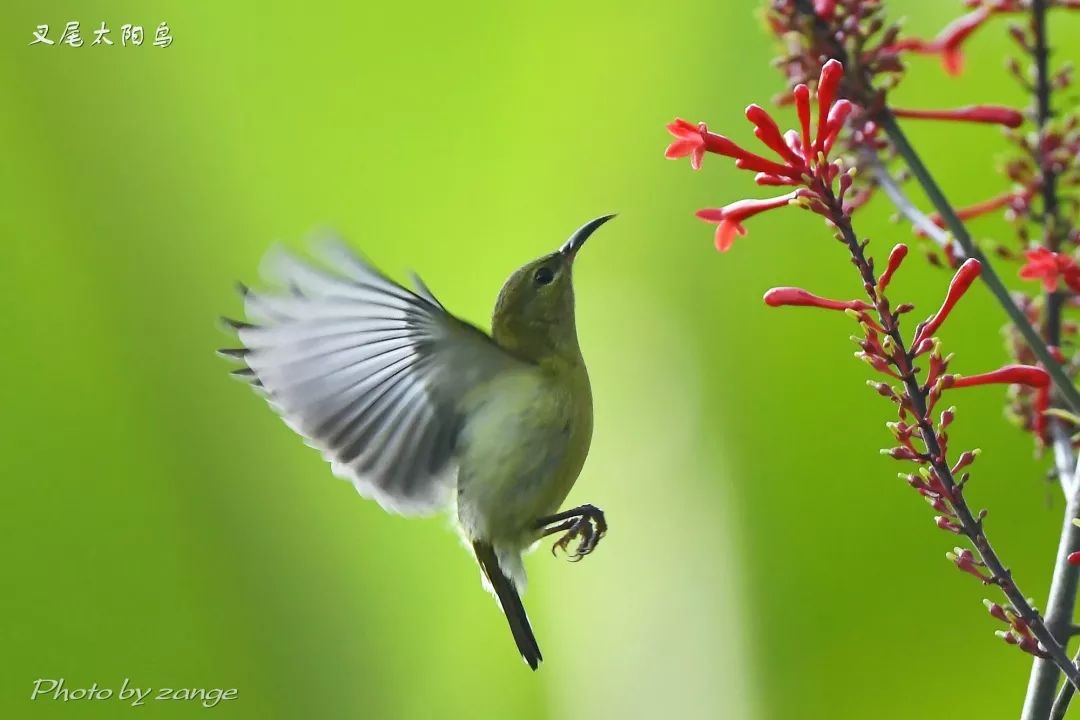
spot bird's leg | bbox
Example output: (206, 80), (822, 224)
(535, 504), (607, 561)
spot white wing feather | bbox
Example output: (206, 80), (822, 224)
(225, 239), (519, 515)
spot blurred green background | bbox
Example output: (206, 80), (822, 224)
(4, 1), (1079, 718)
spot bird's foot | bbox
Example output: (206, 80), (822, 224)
(537, 504), (607, 562)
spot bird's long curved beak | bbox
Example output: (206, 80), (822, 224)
(559, 214), (616, 259)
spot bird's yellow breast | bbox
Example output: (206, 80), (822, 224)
(454, 363), (592, 547)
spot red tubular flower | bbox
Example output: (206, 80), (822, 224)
(877, 244), (909, 292)
(665, 118), (799, 178)
(763, 286), (872, 311)
(913, 259), (982, 346)
(891, 105), (1025, 129)
(890, 6), (992, 76)
(947, 364), (1051, 390)
(1019, 248), (1080, 293)
(696, 193), (796, 251)
(664, 119), (708, 170)
(918, 190), (1027, 235)
(1069, 552), (1080, 566)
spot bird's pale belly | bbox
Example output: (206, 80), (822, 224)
(454, 368), (592, 548)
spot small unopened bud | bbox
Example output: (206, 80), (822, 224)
(867, 380), (896, 398)
(1017, 634), (1045, 657)
(936, 516), (963, 534)
(911, 337), (935, 356)
(877, 244), (909, 293)
(952, 449), (981, 473)
(882, 446), (920, 461)
(1007, 23), (1030, 51)
(983, 599), (1009, 623)
(926, 495), (951, 513)
(948, 547), (989, 581)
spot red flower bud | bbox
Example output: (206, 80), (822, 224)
(793, 84), (812, 165)
(746, 104), (804, 167)
(820, 100), (854, 156)
(913, 259), (982, 346)
(1067, 551), (1080, 566)
(763, 287), (872, 312)
(892, 105), (1025, 129)
(947, 365), (1051, 390)
(877, 244), (909, 293)
(815, 60), (844, 152)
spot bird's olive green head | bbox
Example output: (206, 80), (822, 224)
(491, 215), (614, 365)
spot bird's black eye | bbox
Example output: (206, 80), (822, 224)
(534, 267), (555, 285)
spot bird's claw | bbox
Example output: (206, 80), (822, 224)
(550, 508), (606, 561)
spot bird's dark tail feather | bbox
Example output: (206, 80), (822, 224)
(473, 541), (542, 670)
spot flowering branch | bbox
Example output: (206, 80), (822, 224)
(664, 58), (1080, 693)
(776, 0), (1080, 421)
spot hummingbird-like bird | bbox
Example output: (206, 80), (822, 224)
(219, 215), (614, 669)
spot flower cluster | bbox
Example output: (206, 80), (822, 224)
(666, 59), (853, 250)
(667, 0), (1080, 706)
(902, 2), (1080, 450)
(665, 57), (1059, 663)
(762, 0), (1080, 453)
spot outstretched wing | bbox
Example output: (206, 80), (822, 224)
(221, 238), (521, 515)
